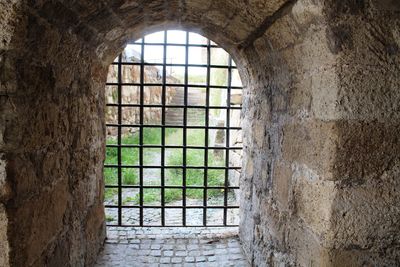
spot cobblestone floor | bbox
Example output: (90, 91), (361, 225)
(105, 193), (240, 226)
(95, 227), (249, 267)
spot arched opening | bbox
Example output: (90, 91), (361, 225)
(2, 1), (399, 267)
(97, 29), (246, 265)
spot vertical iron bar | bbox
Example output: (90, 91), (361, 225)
(182, 32), (189, 226)
(203, 40), (211, 226)
(223, 56), (233, 226)
(117, 55), (122, 226)
(139, 37), (145, 226)
(161, 31), (167, 226)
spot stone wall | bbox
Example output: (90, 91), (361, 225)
(0, 1), (399, 266)
(239, 0), (400, 266)
(0, 1), (107, 266)
(105, 53), (180, 135)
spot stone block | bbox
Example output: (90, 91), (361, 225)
(265, 13), (300, 51)
(328, 248), (400, 267)
(330, 161), (400, 258)
(371, 0), (400, 11)
(333, 121), (400, 181)
(247, 0), (288, 22)
(185, 0), (213, 13)
(0, 204), (9, 267)
(310, 66), (340, 120)
(10, 179), (69, 266)
(292, 166), (336, 240)
(84, 203), (106, 265)
(288, 221), (332, 267)
(334, 64), (400, 121)
(272, 161), (292, 209)
(281, 120), (338, 180)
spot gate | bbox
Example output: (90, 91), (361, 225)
(104, 30), (242, 227)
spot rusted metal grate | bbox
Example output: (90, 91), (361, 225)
(104, 31), (242, 227)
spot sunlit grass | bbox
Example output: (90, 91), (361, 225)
(104, 128), (162, 186)
(104, 127), (226, 204)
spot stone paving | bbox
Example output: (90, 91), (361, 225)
(95, 227), (249, 267)
(105, 193), (240, 226)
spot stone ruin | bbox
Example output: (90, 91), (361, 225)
(105, 52), (180, 136)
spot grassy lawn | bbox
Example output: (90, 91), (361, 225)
(104, 127), (226, 204)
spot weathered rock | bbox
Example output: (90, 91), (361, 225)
(239, 0), (400, 266)
(0, 0), (399, 266)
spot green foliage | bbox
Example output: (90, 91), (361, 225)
(104, 113), (225, 204)
(166, 130), (225, 200)
(112, 89), (118, 103)
(122, 169), (138, 185)
(165, 189), (182, 203)
(104, 128), (164, 186)
(122, 196), (135, 205)
(105, 215), (115, 222)
(104, 188), (118, 201)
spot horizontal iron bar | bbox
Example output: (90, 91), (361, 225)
(105, 205), (239, 209)
(106, 104), (242, 109)
(104, 165), (241, 169)
(111, 62), (238, 69)
(106, 224), (239, 227)
(106, 124), (241, 130)
(106, 82), (243, 90)
(105, 185), (240, 190)
(105, 144), (242, 150)
(126, 42), (220, 48)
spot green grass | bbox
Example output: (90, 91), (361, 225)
(122, 196), (136, 205)
(104, 188), (118, 202)
(104, 118), (226, 205)
(106, 127), (162, 146)
(166, 147), (225, 200)
(105, 128), (162, 186)
(105, 215), (115, 222)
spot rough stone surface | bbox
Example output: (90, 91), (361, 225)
(0, 204), (9, 267)
(105, 52), (181, 133)
(0, 0), (399, 266)
(95, 227), (249, 267)
(239, 0), (400, 266)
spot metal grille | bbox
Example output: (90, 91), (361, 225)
(104, 31), (242, 227)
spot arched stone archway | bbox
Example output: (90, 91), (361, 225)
(1, 1), (400, 266)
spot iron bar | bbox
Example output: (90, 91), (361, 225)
(106, 103), (242, 110)
(203, 39), (211, 226)
(105, 185), (240, 190)
(182, 31), (189, 226)
(106, 124), (241, 130)
(117, 55), (122, 225)
(105, 205), (239, 209)
(106, 224), (239, 228)
(223, 56), (233, 226)
(111, 62), (238, 69)
(105, 30), (242, 227)
(106, 82), (242, 90)
(104, 165), (241, 170)
(139, 37), (145, 226)
(161, 31), (167, 226)
(106, 144), (242, 150)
